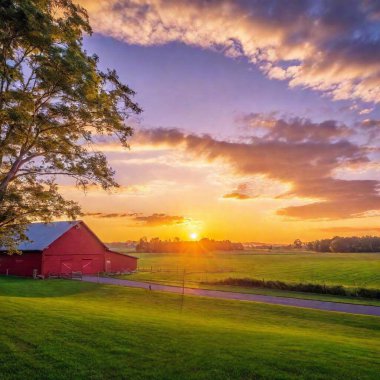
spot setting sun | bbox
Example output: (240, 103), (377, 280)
(190, 232), (198, 240)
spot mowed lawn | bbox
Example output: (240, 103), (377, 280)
(126, 251), (380, 289)
(1, 277), (380, 380)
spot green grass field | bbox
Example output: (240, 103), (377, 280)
(125, 251), (380, 288)
(1, 277), (379, 380)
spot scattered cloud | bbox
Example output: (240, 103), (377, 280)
(236, 113), (351, 142)
(134, 122), (380, 219)
(223, 192), (252, 200)
(359, 118), (380, 139)
(80, 0), (380, 104)
(358, 108), (374, 115)
(83, 212), (138, 218)
(222, 180), (290, 200)
(132, 213), (188, 226)
(83, 211), (189, 226)
(318, 226), (380, 234)
(223, 183), (253, 200)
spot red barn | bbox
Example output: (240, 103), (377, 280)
(0, 221), (137, 277)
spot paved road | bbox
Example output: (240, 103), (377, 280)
(82, 276), (380, 317)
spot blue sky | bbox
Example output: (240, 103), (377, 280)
(84, 35), (371, 136)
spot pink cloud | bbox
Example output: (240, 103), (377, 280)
(134, 123), (380, 219)
(80, 0), (380, 104)
(83, 211), (188, 226)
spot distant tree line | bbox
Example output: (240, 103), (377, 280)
(304, 236), (380, 253)
(136, 237), (244, 253)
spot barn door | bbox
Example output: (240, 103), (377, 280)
(60, 260), (73, 275)
(81, 259), (93, 274)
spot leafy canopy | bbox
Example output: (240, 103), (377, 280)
(0, 0), (141, 251)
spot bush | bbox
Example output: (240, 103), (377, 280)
(207, 278), (380, 300)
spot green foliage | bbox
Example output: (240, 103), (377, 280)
(210, 277), (380, 300)
(0, 0), (141, 250)
(1, 277), (380, 379)
(307, 236), (380, 253)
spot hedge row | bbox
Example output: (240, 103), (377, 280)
(206, 278), (380, 300)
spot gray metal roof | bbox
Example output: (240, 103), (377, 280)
(7, 221), (80, 251)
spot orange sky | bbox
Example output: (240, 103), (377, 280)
(60, 136), (380, 243)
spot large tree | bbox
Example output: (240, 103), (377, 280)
(0, 0), (142, 251)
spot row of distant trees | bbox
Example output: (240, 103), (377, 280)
(302, 236), (380, 252)
(136, 237), (244, 253)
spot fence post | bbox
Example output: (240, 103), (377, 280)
(182, 268), (186, 295)
(180, 268), (186, 313)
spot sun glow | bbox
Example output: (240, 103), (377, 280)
(190, 232), (198, 240)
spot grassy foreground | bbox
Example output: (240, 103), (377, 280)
(1, 277), (380, 380)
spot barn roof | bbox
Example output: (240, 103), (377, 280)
(7, 221), (80, 251)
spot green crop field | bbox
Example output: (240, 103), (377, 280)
(125, 251), (380, 289)
(0, 277), (379, 380)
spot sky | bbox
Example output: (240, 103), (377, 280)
(65, 0), (380, 243)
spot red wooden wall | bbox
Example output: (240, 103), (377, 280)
(0, 252), (41, 276)
(105, 251), (137, 273)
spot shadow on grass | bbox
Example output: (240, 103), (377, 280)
(0, 276), (103, 298)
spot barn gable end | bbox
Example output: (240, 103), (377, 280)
(42, 222), (107, 275)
